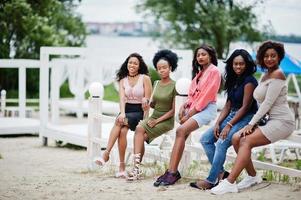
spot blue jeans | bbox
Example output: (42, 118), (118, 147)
(200, 110), (254, 184)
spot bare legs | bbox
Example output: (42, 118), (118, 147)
(168, 118), (199, 172)
(231, 133), (256, 177)
(118, 126), (129, 172)
(133, 125), (147, 161)
(228, 128), (271, 183)
(101, 122), (129, 172)
(127, 125), (147, 180)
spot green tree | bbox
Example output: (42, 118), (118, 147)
(137, 0), (263, 58)
(0, 0), (86, 98)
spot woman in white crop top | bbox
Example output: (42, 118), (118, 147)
(94, 53), (152, 178)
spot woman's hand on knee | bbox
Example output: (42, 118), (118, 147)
(220, 126), (231, 140)
(213, 124), (220, 139)
(180, 115), (189, 124)
(178, 106), (185, 121)
(117, 113), (126, 125)
(147, 119), (158, 128)
(240, 124), (255, 138)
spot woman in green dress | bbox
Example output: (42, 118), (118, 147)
(127, 49), (178, 181)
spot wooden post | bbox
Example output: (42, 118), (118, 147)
(0, 90), (6, 117)
(87, 83), (103, 170)
(50, 65), (60, 124)
(19, 66), (26, 118)
(40, 48), (49, 146)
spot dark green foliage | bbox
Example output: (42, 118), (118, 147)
(263, 170), (301, 183)
(60, 80), (74, 98)
(103, 83), (119, 102)
(148, 67), (160, 84)
(0, 0), (86, 59)
(137, 0), (263, 58)
(296, 160), (301, 170)
(0, 0), (86, 96)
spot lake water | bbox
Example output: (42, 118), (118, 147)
(86, 35), (194, 80)
(86, 35), (301, 60)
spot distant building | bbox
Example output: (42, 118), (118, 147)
(85, 21), (152, 36)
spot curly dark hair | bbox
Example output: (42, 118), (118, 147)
(256, 40), (285, 70)
(224, 49), (257, 95)
(116, 53), (149, 81)
(152, 49), (178, 72)
(192, 44), (218, 79)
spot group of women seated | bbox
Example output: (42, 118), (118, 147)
(94, 40), (295, 195)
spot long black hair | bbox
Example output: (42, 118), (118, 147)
(224, 49), (257, 95)
(116, 53), (148, 81)
(192, 44), (218, 79)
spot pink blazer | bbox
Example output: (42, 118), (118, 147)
(186, 64), (221, 112)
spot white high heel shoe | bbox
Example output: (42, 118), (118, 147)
(93, 150), (110, 166)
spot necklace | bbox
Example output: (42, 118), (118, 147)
(128, 73), (139, 78)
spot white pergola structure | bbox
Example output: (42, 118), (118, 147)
(39, 47), (123, 168)
(39, 47), (90, 145)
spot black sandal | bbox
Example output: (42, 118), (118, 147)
(189, 180), (214, 190)
(214, 171), (230, 186)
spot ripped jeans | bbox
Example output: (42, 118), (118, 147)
(200, 110), (254, 184)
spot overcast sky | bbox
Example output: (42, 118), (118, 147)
(76, 0), (301, 35)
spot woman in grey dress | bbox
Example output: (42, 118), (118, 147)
(211, 41), (295, 195)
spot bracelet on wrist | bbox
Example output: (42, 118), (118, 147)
(227, 122), (233, 128)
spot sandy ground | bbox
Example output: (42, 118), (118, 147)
(0, 136), (300, 200)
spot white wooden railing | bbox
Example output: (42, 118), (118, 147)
(86, 92), (301, 176)
(0, 59), (40, 118)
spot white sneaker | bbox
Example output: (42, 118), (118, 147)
(237, 175), (262, 190)
(210, 179), (238, 195)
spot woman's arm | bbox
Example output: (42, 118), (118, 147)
(178, 101), (189, 122)
(193, 69), (221, 112)
(180, 69), (221, 124)
(117, 79), (126, 124)
(147, 97), (176, 128)
(219, 83), (256, 139)
(142, 76), (152, 109)
(143, 76), (152, 102)
(248, 74), (285, 126)
(215, 100), (231, 125)
(212, 100), (231, 138)
(243, 71), (286, 136)
(226, 83), (255, 126)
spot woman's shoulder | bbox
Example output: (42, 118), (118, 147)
(244, 75), (258, 85)
(142, 74), (152, 84)
(142, 74), (151, 80)
(171, 80), (176, 89)
(270, 69), (286, 81)
(207, 65), (221, 76)
(120, 77), (126, 83)
(261, 70), (286, 83)
(209, 64), (219, 71)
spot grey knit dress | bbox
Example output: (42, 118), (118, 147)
(248, 78), (295, 142)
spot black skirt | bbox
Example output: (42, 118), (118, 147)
(124, 103), (144, 131)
